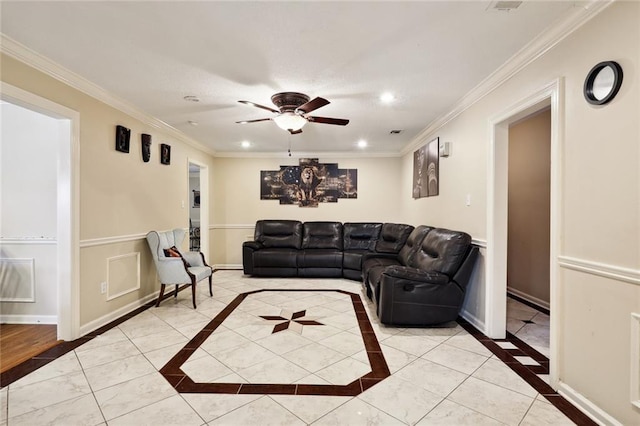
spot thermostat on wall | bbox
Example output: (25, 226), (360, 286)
(439, 141), (450, 157)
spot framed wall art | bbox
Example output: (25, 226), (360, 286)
(413, 137), (439, 198)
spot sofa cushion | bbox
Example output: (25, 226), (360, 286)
(298, 249), (343, 268)
(253, 248), (299, 268)
(255, 220), (303, 249)
(343, 250), (369, 271)
(413, 228), (472, 276)
(302, 222), (343, 250)
(375, 223), (414, 254)
(343, 223), (382, 251)
(397, 226), (433, 266)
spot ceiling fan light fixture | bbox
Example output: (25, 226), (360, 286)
(273, 112), (307, 131)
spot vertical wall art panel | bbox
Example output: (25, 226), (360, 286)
(260, 158), (357, 207)
(413, 137), (439, 198)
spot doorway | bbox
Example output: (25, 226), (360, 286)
(0, 83), (80, 341)
(506, 107), (551, 358)
(487, 79), (562, 388)
(187, 159), (209, 257)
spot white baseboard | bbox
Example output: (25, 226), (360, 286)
(0, 314), (57, 324)
(78, 292), (158, 336)
(557, 382), (621, 426)
(459, 308), (485, 334)
(507, 287), (550, 310)
(213, 264), (243, 270)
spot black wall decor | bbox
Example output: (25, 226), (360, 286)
(141, 134), (152, 162)
(583, 61), (623, 105)
(115, 125), (131, 153)
(160, 143), (171, 165)
(261, 158), (357, 207)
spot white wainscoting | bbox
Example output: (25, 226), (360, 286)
(0, 257), (36, 302)
(106, 252), (141, 301)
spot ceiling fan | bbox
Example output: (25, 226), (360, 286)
(236, 92), (349, 134)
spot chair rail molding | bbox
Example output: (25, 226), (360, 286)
(557, 255), (640, 286)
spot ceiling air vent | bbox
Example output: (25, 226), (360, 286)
(487, 1), (523, 12)
(389, 130), (403, 135)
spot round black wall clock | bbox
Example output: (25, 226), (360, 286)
(583, 61), (623, 105)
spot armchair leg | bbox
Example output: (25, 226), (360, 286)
(156, 284), (166, 307)
(191, 276), (197, 309)
(174, 284), (179, 298)
(208, 275), (213, 297)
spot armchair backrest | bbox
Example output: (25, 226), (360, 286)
(254, 220), (303, 249)
(343, 222), (382, 251)
(375, 223), (414, 254)
(302, 221), (343, 250)
(398, 225), (433, 266)
(412, 228), (472, 276)
(146, 229), (186, 262)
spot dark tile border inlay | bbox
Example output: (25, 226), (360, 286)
(457, 317), (596, 426)
(159, 289), (390, 396)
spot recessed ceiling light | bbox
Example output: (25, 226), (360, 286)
(241, 141), (251, 148)
(380, 92), (395, 103)
(357, 140), (368, 148)
(183, 95), (200, 102)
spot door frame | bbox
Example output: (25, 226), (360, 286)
(1, 82), (80, 341)
(187, 159), (209, 258)
(486, 78), (563, 388)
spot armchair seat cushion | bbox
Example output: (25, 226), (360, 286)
(188, 266), (214, 282)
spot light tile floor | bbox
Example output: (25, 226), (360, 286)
(2, 271), (574, 425)
(506, 297), (550, 358)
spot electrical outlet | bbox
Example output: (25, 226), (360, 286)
(100, 282), (107, 294)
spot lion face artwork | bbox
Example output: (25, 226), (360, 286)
(260, 159), (357, 207)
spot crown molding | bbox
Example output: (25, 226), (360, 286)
(212, 150), (401, 159)
(401, 0), (614, 156)
(0, 34), (217, 157)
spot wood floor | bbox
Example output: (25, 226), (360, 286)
(0, 324), (62, 373)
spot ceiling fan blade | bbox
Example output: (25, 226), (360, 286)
(296, 97), (330, 114)
(238, 100), (279, 114)
(236, 118), (272, 124)
(288, 129), (303, 135)
(307, 116), (349, 126)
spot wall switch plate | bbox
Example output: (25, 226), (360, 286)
(100, 282), (107, 294)
(465, 194), (472, 206)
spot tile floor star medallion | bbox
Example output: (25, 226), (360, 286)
(159, 289), (390, 396)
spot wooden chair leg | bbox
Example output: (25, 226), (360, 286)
(156, 284), (166, 307)
(208, 274), (213, 297)
(174, 284), (179, 298)
(191, 277), (197, 309)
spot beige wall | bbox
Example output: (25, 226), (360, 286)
(399, 3), (639, 423)
(210, 156), (402, 266)
(507, 109), (551, 305)
(1, 54), (215, 328)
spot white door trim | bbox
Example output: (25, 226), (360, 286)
(1, 82), (81, 341)
(487, 78), (563, 389)
(187, 159), (210, 259)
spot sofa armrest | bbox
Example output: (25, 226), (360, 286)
(242, 241), (264, 275)
(381, 265), (450, 286)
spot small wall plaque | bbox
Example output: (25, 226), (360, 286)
(160, 143), (171, 165)
(141, 134), (152, 162)
(115, 125), (131, 153)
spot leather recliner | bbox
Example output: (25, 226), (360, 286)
(376, 228), (479, 326)
(342, 222), (383, 281)
(297, 221), (344, 278)
(242, 220), (302, 277)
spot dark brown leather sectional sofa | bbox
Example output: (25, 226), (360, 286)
(242, 220), (478, 326)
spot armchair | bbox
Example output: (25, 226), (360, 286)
(146, 229), (213, 308)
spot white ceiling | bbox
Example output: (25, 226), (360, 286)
(1, 1), (583, 155)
